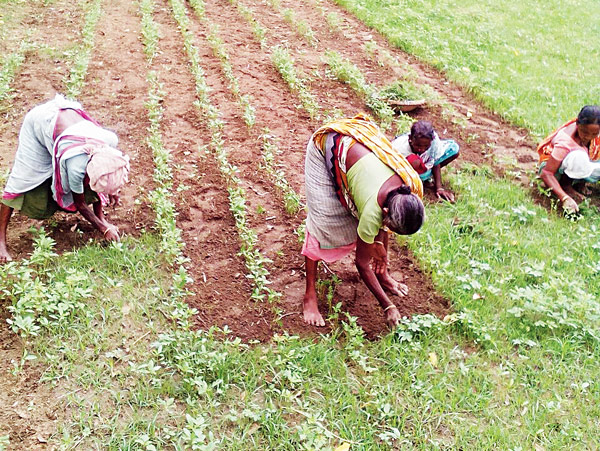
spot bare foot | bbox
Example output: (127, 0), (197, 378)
(0, 244), (12, 264)
(377, 272), (408, 296)
(303, 292), (325, 326)
(385, 306), (402, 328)
(564, 186), (585, 202)
(576, 183), (592, 196)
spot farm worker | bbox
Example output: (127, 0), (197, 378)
(538, 105), (600, 213)
(303, 114), (425, 328)
(391, 120), (459, 202)
(0, 94), (130, 263)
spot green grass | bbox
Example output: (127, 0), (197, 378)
(5, 174), (600, 448)
(410, 167), (600, 348)
(332, 0), (600, 138)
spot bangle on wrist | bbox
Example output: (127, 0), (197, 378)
(374, 240), (384, 246)
(103, 227), (112, 237)
(383, 304), (397, 312)
(560, 194), (570, 203)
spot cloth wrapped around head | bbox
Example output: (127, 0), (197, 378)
(85, 145), (130, 195)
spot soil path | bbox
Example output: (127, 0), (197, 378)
(0, 0), (545, 446)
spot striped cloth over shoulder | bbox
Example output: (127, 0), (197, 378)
(312, 114), (423, 198)
(537, 119), (600, 163)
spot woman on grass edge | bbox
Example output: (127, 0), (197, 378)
(538, 105), (600, 213)
(302, 114), (425, 328)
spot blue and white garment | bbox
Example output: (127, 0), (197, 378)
(392, 132), (459, 181)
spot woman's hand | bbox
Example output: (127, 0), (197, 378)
(561, 195), (579, 213)
(384, 305), (401, 328)
(436, 188), (455, 203)
(370, 241), (388, 275)
(103, 225), (120, 241)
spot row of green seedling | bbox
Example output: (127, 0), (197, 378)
(169, 0), (281, 304)
(64, 0), (103, 99)
(139, 1), (222, 447)
(324, 49), (399, 130)
(229, 1), (369, 129)
(206, 24), (256, 128)
(227, 0), (321, 119)
(142, 20), (240, 446)
(260, 131), (303, 216)
(140, 0), (197, 329)
(227, 0), (268, 48)
(0, 42), (30, 111)
(265, 0), (317, 46)
(309, 0), (463, 127)
(362, 40), (468, 128)
(271, 45), (321, 120)
(189, 0), (256, 129)
(187, 0), (303, 217)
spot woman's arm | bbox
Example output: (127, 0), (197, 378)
(355, 238), (393, 302)
(72, 193), (119, 240)
(540, 156), (579, 212)
(431, 164), (454, 202)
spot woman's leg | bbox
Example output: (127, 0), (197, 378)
(303, 256), (325, 326)
(0, 204), (14, 263)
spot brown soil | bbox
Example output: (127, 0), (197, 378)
(0, 0), (545, 446)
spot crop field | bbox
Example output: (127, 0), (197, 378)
(0, 0), (599, 449)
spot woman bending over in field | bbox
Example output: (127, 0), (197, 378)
(303, 114), (425, 328)
(391, 120), (459, 202)
(0, 94), (130, 263)
(538, 105), (600, 213)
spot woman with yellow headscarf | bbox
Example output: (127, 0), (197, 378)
(302, 114), (425, 328)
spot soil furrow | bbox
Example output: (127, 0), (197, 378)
(152, 0), (275, 340)
(197, 0), (450, 337)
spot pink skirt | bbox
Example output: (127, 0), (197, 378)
(301, 229), (356, 263)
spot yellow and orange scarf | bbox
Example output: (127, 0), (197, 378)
(312, 114), (423, 198)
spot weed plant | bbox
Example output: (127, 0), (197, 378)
(408, 167), (600, 349)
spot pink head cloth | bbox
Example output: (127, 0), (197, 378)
(86, 145), (130, 195)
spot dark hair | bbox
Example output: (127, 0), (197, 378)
(576, 105), (600, 125)
(410, 120), (435, 140)
(384, 185), (425, 235)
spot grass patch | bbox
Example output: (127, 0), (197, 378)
(332, 0), (599, 138)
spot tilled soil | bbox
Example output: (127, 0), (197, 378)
(0, 0), (541, 447)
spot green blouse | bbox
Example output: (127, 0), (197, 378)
(346, 153), (394, 243)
